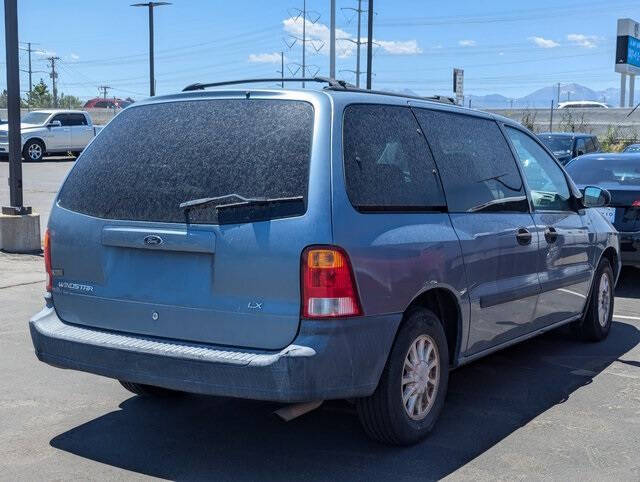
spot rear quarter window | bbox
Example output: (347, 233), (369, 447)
(342, 104), (445, 211)
(57, 99), (314, 224)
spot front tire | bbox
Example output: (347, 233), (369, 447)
(22, 139), (45, 162)
(356, 308), (449, 445)
(576, 258), (614, 342)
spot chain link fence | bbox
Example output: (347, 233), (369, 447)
(487, 107), (640, 151)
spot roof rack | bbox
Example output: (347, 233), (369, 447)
(324, 85), (457, 105)
(181, 77), (457, 106)
(182, 76), (353, 92)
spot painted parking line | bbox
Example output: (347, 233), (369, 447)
(613, 314), (640, 321)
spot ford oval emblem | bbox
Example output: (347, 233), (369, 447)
(144, 235), (163, 246)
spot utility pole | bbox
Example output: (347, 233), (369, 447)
(302, 0), (306, 87)
(329, 0), (335, 80)
(286, 3), (321, 88)
(277, 52), (285, 88)
(131, 2), (171, 97)
(19, 42), (40, 104)
(99, 85), (111, 100)
(47, 56), (60, 108)
(342, 1), (365, 87)
(366, 0), (373, 89)
(557, 82), (561, 106)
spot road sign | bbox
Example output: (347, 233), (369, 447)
(616, 18), (640, 75)
(453, 68), (464, 105)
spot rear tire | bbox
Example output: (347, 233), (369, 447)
(575, 258), (614, 342)
(119, 380), (182, 397)
(356, 308), (449, 445)
(22, 139), (44, 162)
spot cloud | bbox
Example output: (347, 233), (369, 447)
(248, 52), (283, 64)
(376, 40), (422, 55)
(528, 36), (559, 48)
(567, 34), (599, 48)
(70, 53), (80, 61)
(458, 40), (476, 47)
(282, 17), (421, 57)
(35, 49), (56, 57)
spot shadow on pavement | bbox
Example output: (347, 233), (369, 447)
(50, 320), (639, 481)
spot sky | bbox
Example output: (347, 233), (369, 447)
(0, 0), (637, 101)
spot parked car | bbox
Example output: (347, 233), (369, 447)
(623, 143), (640, 153)
(84, 97), (132, 109)
(30, 84), (620, 446)
(537, 132), (600, 164)
(557, 101), (608, 109)
(566, 153), (640, 268)
(0, 110), (103, 161)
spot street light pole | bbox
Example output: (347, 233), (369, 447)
(131, 2), (171, 97)
(3, 0), (27, 214)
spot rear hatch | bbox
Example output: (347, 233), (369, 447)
(48, 92), (331, 350)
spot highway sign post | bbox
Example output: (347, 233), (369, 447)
(616, 18), (640, 107)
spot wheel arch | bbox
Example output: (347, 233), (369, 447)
(600, 246), (619, 281)
(403, 286), (463, 368)
(22, 136), (47, 153)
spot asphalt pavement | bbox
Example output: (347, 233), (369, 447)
(1, 159), (639, 481)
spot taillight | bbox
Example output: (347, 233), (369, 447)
(44, 229), (52, 292)
(301, 246), (363, 318)
(632, 200), (640, 207)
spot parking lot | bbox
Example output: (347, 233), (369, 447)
(1, 159), (640, 480)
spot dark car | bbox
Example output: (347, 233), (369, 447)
(566, 153), (640, 268)
(537, 132), (600, 164)
(623, 143), (640, 153)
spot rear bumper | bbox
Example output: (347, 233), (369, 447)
(30, 306), (401, 403)
(620, 231), (640, 268)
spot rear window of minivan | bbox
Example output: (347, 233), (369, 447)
(57, 99), (314, 224)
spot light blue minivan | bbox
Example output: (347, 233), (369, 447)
(30, 80), (620, 445)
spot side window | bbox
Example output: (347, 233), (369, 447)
(342, 104), (445, 211)
(586, 138), (596, 153)
(67, 114), (87, 126)
(413, 109), (527, 213)
(51, 114), (68, 126)
(94, 101), (108, 108)
(505, 127), (572, 211)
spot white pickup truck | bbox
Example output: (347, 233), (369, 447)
(0, 109), (103, 161)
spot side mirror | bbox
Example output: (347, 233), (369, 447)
(48, 120), (62, 128)
(582, 186), (611, 208)
(576, 149), (585, 157)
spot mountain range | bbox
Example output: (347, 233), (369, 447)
(394, 84), (636, 109)
(465, 83), (636, 109)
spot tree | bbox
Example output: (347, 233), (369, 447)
(24, 79), (52, 108)
(0, 89), (7, 109)
(58, 93), (83, 109)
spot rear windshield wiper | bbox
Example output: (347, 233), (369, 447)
(179, 193), (304, 224)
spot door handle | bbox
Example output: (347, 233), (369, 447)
(544, 226), (558, 243)
(516, 227), (532, 245)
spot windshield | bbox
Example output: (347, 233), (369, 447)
(538, 135), (572, 153)
(21, 112), (51, 125)
(57, 99), (314, 224)
(566, 157), (640, 185)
